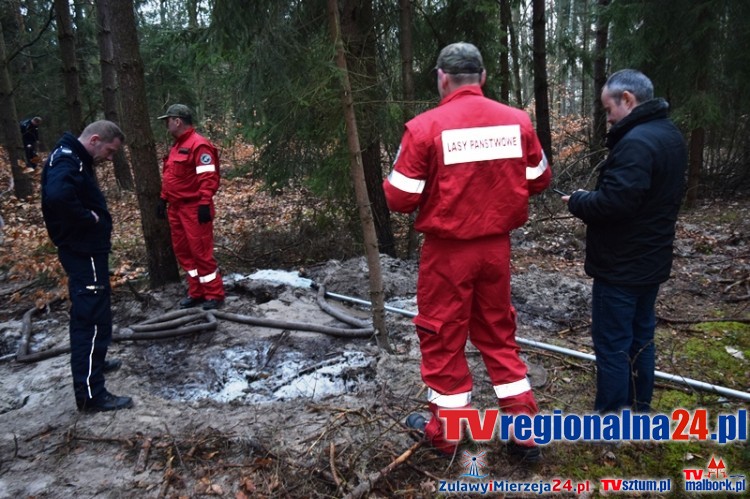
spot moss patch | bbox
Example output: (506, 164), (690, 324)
(652, 390), (699, 413)
(667, 322), (750, 388)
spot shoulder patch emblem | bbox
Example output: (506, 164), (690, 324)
(200, 153), (212, 164)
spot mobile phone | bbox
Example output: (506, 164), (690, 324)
(552, 188), (569, 196)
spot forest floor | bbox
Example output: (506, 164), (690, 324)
(0, 162), (749, 498)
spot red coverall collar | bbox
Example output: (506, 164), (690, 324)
(174, 126), (196, 145)
(439, 85), (484, 106)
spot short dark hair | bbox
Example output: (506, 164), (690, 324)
(604, 69), (654, 105)
(80, 120), (125, 144)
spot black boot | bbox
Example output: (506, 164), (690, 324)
(77, 390), (134, 413)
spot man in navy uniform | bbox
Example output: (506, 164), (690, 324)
(41, 120), (133, 412)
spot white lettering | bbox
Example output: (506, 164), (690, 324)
(442, 125), (523, 165)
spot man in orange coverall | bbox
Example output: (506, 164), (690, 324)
(157, 104), (225, 310)
(383, 42), (551, 463)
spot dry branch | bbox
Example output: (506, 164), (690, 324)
(343, 440), (423, 499)
(135, 436), (153, 473)
(329, 442), (343, 489)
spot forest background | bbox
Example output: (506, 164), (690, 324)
(2, 0), (750, 279)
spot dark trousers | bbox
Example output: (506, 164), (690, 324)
(591, 279), (660, 413)
(24, 142), (37, 168)
(58, 248), (112, 401)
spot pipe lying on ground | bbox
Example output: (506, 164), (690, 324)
(13, 286), (373, 363)
(323, 290), (750, 402)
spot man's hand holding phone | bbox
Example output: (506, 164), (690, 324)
(552, 187), (573, 203)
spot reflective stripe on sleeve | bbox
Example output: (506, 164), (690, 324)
(427, 388), (472, 408)
(196, 164), (216, 174)
(493, 377), (532, 399)
(526, 152), (548, 180)
(388, 170), (425, 194)
(187, 269), (199, 277)
(199, 270), (218, 283)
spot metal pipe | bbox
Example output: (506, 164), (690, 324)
(324, 290), (750, 402)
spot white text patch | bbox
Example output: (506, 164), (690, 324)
(442, 125), (522, 165)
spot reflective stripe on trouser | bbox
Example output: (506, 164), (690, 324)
(415, 234), (538, 414)
(167, 201), (225, 300)
(58, 248), (112, 401)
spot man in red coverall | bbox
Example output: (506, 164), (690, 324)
(157, 104), (225, 310)
(383, 43), (551, 462)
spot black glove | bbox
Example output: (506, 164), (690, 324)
(156, 199), (167, 219)
(198, 204), (212, 224)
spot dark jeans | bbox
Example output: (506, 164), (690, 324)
(591, 279), (660, 413)
(58, 248), (112, 401)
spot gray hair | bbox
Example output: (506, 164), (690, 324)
(604, 69), (654, 104)
(436, 42), (484, 73)
(80, 120), (125, 144)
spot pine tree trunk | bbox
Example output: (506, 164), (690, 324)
(107, 0), (180, 287)
(399, 0), (420, 260)
(53, 0), (84, 135)
(509, 2), (523, 107)
(95, 0), (134, 191)
(0, 19), (32, 199)
(532, 0), (553, 163)
(327, 0), (391, 354)
(591, 0), (610, 169)
(685, 127), (704, 208)
(684, 0), (714, 209)
(340, 0), (396, 258)
(499, 0), (512, 104)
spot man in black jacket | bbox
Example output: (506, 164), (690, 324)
(41, 120), (133, 413)
(561, 69), (687, 413)
(20, 116), (42, 169)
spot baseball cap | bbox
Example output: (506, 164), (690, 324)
(157, 104), (192, 120)
(436, 42), (484, 75)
